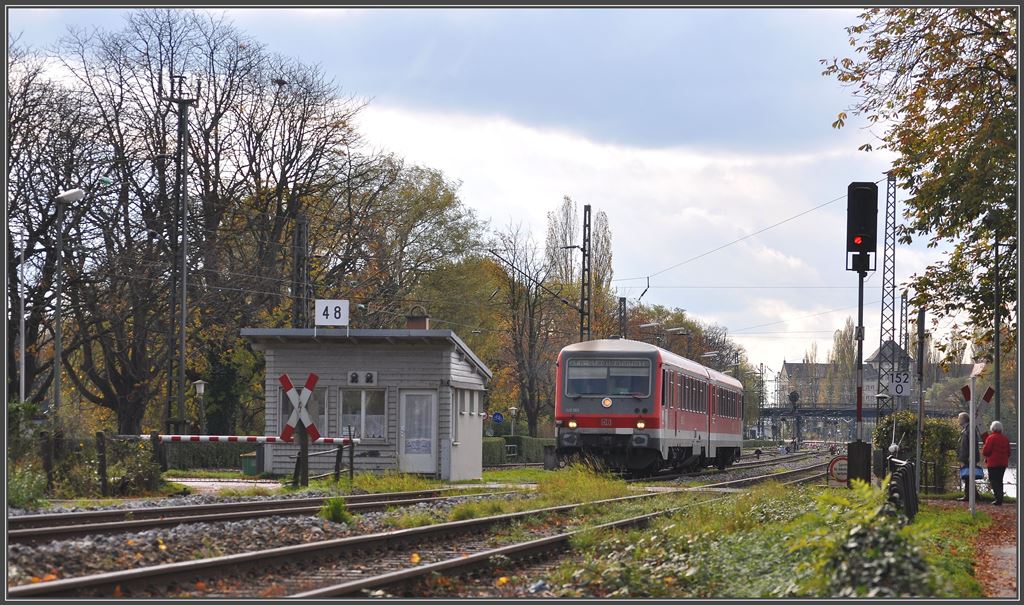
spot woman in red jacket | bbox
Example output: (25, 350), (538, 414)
(981, 420), (1011, 506)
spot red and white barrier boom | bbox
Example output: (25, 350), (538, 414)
(133, 435), (359, 444)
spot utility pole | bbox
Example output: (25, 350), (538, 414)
(758, 363), (765, 438)
(876, 173), (898, 424)
(579, 204), (591, 342)
(20, 242), (26, 403)
(618, 297), (627, 339)
(168, 74), (196, 433)
(899, 291), (909, 412)
(292, 213), (310, 328)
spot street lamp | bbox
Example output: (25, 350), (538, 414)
(984, 211), (1003, 421)
(193, 379), (209, 434)
(52, 188), (86, 416)
(508, 406), (518, 437)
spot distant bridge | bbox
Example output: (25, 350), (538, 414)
(757, 406), (953, 420)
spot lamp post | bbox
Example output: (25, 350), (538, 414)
(508, 406), (518, 437)
(193, 379), (208, 434)
(52, 188), (86, 416)
(984, 211), (1002, 421)
(19, 238), (26, 403)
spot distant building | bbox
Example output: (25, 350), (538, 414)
(777, 340), (972, 412)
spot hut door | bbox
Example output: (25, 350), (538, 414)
(399, 390), (437, 473)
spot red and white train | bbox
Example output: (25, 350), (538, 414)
(554, 338), (744, 473)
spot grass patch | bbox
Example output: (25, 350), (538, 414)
(384, 509), (439, 529)
(911, 504), (990, 597)
(216, 485), (275, 497)
(353, 471), (441, 494)
(478, 468), (551, 484)
(162, 469), (252, 480)
(448, 498), (508, 521)
(535, 465), (630, 505)
(318, 496), (355, 524)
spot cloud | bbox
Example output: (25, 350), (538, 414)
(354, 102), (930, 368)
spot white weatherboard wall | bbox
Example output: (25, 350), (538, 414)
(244, 329), (490, 481)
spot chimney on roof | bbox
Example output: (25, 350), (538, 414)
(406, 305), (430, 330)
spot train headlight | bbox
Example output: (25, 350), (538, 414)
(601, 398), (612, 408)
(568, 420), (578, 429)
(636, 420), (645, 430)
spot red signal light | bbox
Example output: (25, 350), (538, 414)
(853, 235), (863, 245)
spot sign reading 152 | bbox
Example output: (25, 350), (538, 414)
(888, 371), (912, 397)
(315, 299), (349, 326)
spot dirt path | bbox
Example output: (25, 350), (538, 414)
(970, 502), (1018, 598)
(925, 500), (1018, 598)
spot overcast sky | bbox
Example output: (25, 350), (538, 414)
(10, 7), (959, 380)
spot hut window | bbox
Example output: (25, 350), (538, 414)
(341, 389), (386, 441)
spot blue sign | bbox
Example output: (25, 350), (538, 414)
(492, 412), (504, 424)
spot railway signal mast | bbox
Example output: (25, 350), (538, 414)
(845, 181), (878, 487)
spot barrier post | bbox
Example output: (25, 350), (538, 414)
(292, 421), (309, 487)
(96, 431), (108, 496)
(333, 444), (343, 483)
(348, 426), (355, 483)
(40, 430), (53, 493)
(150, 430), (167, 471)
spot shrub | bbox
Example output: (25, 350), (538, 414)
(482, 437), (507, 465)
(7, 399), (42, 463)
(785, 479), (930, 598)
(872, 411), (959, 491)
(165, 442), (258, 469)
(7, 461), (47, 509)
(318, 496), (354, 524)
(108, 440), (162, 495)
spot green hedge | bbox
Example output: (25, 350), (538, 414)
(502, 436), (556, 462)
(165, 442), (258, 470)
(872, 410), (959, 490)
(483, 437), (507, 466)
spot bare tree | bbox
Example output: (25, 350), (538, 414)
(7, 37), (109, 409)
(493, 225), (561, 437)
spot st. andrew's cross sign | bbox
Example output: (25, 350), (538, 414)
(279, 373), (321, 442)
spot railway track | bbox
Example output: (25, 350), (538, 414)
(7, 489), (510, 544)
(8, 464), (826, 598)
(626, 451), (818, 483)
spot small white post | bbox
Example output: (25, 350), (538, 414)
(969, 374), (976, 515)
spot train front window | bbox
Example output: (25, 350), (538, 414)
(565, 359), (651, 398)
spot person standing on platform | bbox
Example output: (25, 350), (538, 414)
(982, 420), (1010, 506)
(956, 412), (980, 501)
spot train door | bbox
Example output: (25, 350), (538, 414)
(708, 384), (716, 457)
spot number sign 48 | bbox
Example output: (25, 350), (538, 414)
(315, 299), (350, 326)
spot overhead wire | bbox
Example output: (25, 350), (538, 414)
(613, 176), (888, 283)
